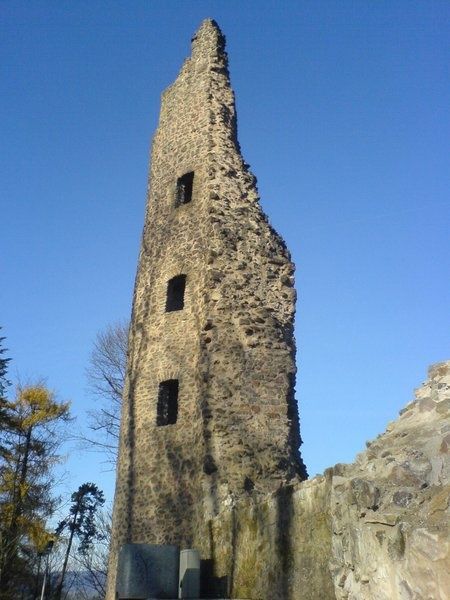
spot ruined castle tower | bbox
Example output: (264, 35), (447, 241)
(107, 19), (306, 596)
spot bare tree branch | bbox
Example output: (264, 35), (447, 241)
(78, 321), (129, 466)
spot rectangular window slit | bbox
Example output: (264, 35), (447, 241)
(176, 172), (194, 206)
(157, 379), (178, 426)
(166, 275), (186, 312)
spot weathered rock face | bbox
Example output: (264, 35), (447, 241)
(328, 361), (450, 600)
(208, 362), (450, 599)
(106, 19), (306, 599)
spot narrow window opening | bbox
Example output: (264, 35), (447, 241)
(176, 172), (194, 206)
(157, 379), (178, 426)
(166, 275), (186, 312)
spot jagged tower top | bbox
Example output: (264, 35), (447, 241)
(191, 18), (226, 59)
(166, 18), (229, 88)
(159, 17), (236, 151)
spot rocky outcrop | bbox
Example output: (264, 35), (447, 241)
(208, 362), (450, 599)
(328, 361), (449, 600)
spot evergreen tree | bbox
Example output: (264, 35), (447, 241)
(0, 328), (10, 400)
(0, 329), (12, 439)
(55, 483), (105, 600)
(0, 384), (71, 597)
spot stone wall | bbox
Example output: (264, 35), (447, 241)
(106, 18), (448, 599)
(208, 362), (450, 599)
(106, 20), (306, 599)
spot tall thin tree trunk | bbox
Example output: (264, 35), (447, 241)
(34, 552), (42, 600)
(55, 502), (79, 600)
(0, 426), (33, 591)
(12, 426), (33, 528)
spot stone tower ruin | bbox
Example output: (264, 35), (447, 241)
(107, 19), (306, 596)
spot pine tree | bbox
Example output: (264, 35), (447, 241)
(55, 483), (105, 600)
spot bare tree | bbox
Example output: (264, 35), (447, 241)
(83, 321), (128, 465)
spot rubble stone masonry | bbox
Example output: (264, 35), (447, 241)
(106, 20), (449, 599)
(207, 362), (450, 600)
(106, 19), (306, 598)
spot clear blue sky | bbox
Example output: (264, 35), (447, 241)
(2, 1), (449, 505)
